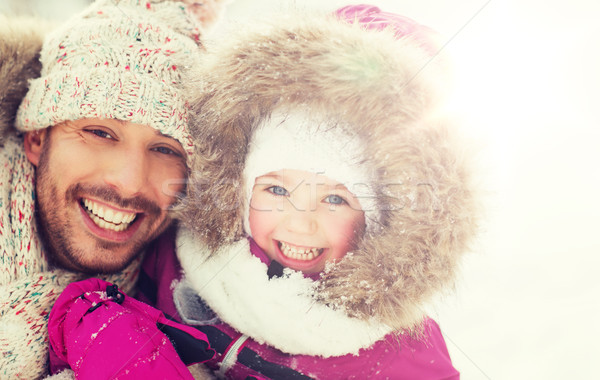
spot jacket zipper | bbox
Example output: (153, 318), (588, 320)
(218, 333), (250, 377)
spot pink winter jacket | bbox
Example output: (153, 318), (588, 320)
(48, 276), (215, 379)
(137, 231), (460, 380)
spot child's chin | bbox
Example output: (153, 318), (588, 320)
(290, 263), (321, 274)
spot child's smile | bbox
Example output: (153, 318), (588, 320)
(249, 169), (365, 274)
(270, 239), (330, 273)
(277, 240), (325, 261)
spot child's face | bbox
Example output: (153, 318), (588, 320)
(249, 169), (366, 274)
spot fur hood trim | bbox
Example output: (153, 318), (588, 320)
(0, 16), (47, 143)
(176, 227), (393, 357)
(180, 11), (479, 331)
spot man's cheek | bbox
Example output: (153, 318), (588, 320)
(160, 177), (187, 202)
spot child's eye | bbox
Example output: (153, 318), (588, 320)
(324, 194), (348, 205)
(267, 185), (289, 196)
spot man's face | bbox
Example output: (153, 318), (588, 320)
(26, 118), (187, 273)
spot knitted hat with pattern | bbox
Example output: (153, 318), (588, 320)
(15, 0), (205, 156)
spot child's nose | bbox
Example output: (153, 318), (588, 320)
(284, 208), (318, 235)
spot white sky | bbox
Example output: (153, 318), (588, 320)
(3, 0), (599, 378)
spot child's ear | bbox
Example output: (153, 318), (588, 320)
(24, 130), (48, 167)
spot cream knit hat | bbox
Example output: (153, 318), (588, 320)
(15, 0), (205, 156)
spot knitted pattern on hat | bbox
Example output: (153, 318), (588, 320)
(0, 137), (142, 377)
(15, 0), (206, 156)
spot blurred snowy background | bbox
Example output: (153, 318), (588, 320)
(2, 0), (599, 378)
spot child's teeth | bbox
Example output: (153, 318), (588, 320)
(279, 241), (323, 261)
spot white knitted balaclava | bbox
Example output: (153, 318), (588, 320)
(242, 111), (380, 235)
(15, 0), (204, 156)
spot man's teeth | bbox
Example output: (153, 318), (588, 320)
(83, 199), (137, 232)
(278, 241), (324, 261)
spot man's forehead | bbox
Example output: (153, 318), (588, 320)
(114, 119), (177, 141)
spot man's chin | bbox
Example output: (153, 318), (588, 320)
(38, 206), (172, 274)
(51, 248), (140, 274)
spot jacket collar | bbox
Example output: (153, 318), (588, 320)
(176, 227), (392, 357)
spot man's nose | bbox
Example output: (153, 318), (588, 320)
(104, 154), (148, 198)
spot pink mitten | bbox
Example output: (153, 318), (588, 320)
(48, 278), (214, 379)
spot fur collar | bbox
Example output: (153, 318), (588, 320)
(176, 227), (392, 357)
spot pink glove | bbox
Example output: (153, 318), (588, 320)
(48, 278), (214, 379)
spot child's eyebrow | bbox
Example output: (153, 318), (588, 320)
(257, 174), (283, 181)
(254, 174), (284, 186)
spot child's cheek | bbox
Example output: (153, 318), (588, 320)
(248, 206), (271, 238)
(324, 214), (362, 261)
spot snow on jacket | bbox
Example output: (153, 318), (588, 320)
(139, 230), (460, 379)
(47, 277), (215, 379)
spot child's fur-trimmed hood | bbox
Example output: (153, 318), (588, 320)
(180, 10), (479, 332)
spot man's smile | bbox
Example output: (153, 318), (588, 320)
(78, 197), (146, 243)
(81, 198), (138, 232)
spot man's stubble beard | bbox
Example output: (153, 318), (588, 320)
(34, 132), (172, 274)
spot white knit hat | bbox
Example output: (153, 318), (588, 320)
(242, 111), (379, 235)
(15, 0), (205, 156)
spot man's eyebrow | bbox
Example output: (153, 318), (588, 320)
(151, 129), (175, 139)
(114, 120), (173, 139)
(147, 129), (181, 145)
(115, 120), (183, 148)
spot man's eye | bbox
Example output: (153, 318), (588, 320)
(267, 185), (289, 196)
(324, 194), (347, 205)
(153, 146), (181, 156)
(88, 129), (114, 139)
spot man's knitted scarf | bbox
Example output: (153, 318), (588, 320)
(0, 135), (141, 379)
